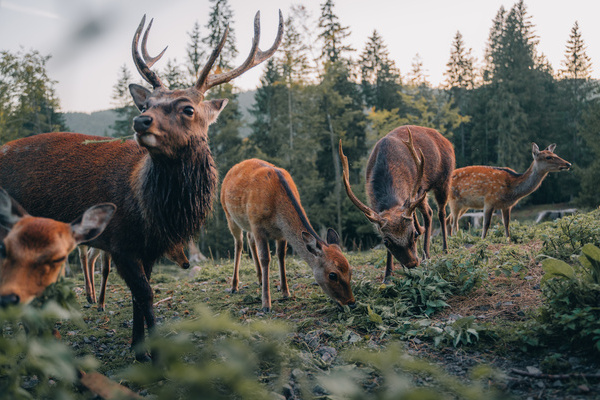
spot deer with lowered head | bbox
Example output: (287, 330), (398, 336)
(448, 143), (571, 239)
(339, 125), (455, 282)
(78, 243), (190, 312)
(0, 11), (283, 360)
(221, 159), (355, 311)
(0, 188), (115, 307)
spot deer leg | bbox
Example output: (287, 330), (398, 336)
(255, 236), (272, 312)
(434, 192), (449, 252)
(384, 250), (394, 283)
(229, 225), (244, 294)
(78, 246), (94, 304)
(418, 199), (433, 259)
(482, 206), (495, 239)
(114, 255), (155, 361)
(87, 248), (101, 304)
(501, 208), (512, 238)
(276, 239), (290, 298)
(97, 252), (111, 312)
(247, 232), (262, 285)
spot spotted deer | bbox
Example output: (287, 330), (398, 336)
(0, 11), (282, 360)
(448, 143), (572, 238)
(221, 159), (355, 311)
(78, 243), (190, 311)
(339, 125), (455, 281)
(0, 188), (115, 307)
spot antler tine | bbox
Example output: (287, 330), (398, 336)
(132, 15), (164, 89)
(195, 25), (230, 92)
(402, 127), (425, 198)
(197, 10), (284, 94)
(141, 18), (168, 68)
(339, 140), (381, 224)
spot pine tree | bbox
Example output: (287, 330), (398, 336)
(186, 21), (205, 83)
(359, 30), (403, 111)
(318, 0), (353, 63)
(560, 21), (592, 80)
(110, 64), (138, 137)
(0, 49), (66, 143)
(444, 31), (476, 90)
(406, 54), (429, 87)
(202, 0), (237, 71)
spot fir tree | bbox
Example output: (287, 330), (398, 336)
(444, 31), (476, 90)
(318, 0), (353, 63)
(110, 64), (138, 137)
(186, 21), (205, 83)
(202, 0), (237, 71)
(559, 21), (592, 80)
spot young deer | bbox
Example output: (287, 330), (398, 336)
(340, 125), (455, 281)
(0, 189), (115, 307)
(448, 143), (571, 239)
(221, 159), (355, 312)
(78, 243), (190, 311)
(0, 12), (282, 360)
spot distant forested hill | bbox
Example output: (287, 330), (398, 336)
(61, 90), (255, 137)
(62, 110), (118, 136)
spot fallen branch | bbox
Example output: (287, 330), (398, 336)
(511, 369), (600, 380)
(153, 296), (173, 306)
(79, 370), (141, 399)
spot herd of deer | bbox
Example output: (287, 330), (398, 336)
(0, 11), (572, 362)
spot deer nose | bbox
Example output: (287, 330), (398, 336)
(133, 115), (153, 132)
(0, 293), (20, 307)
(181, 262), (190, 270)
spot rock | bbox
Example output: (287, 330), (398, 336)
(526, 366), (542, 375)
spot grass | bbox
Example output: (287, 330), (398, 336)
(3, 208), (600, 399)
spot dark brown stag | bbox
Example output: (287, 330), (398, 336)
(0, 11), (283, 360)
(339, 125), (455, 281)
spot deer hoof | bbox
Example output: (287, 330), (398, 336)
(261, 306), (271, 313)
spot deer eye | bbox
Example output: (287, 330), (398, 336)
(546, 156), (552, 160)
(0, 243), (6, 258)
(183, 106), (195, 116)
(414, 230), (420, 239)
(328, 272), (338, 281)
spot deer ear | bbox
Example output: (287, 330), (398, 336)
(546, 143), (557, 153)
(71, 203), (117, 244)
(532, 143), (540, 157)
(0, 188), (27, 229)
(206, 98), (229, 125)
(129, 84), (152, 111)
(301, 231), (322, 257)
(326, 228), (340, 246)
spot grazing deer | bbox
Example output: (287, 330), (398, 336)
(339, 125), (455, 281)
(0, 188), (115, 307)
(0, 12), (282, 360)
(78, 243), (190, 311)
(448, 143), (571, 239)
(221, 159), (355, 311)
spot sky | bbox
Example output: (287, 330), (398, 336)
(1, 0), (599, 113)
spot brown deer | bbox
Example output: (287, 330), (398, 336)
(0, 188), (115, 307)
(448, 143), (571, 239)
(339, 125), (455, 281)
(221, 159), (355, 311)
(0, 11), (283, 360)
(78, 243), (190, 311)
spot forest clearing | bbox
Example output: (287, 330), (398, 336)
(2, 208), (599, 399)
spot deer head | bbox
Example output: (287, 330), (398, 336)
(301, 228), (354, 306)
(0, 189), (116, 306)
(128, 11), (284, 159)
(339, 128), (427, 268)
(532, 143), (571, 173)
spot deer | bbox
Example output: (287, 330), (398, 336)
(0, 11), (283, 360)
(78, 243), (190, 311)
(221, 159), (355, 312)
(0, 188), (115, 307)
(339, 125), (455, 282)
(447, 143), (572, 239)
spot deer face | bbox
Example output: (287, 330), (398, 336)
(302, 229), (355, 307)
(130, 86), (227, 158)
(377, 207), (421, 269)
(532, 143), (571, 173)
(0, 189), (116, 307)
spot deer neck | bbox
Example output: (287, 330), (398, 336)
(511, 161), (548, 200)
(279, 211), (324, 271)
(136, 136), (217, 247)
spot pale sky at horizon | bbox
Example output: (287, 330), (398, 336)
(1, 0), (599, 113)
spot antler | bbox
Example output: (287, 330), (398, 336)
(402, 127), (427, 214)
(132, 15), (168, 89)
(339, 140), (381, 224)
(195, 10), (284, 94)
